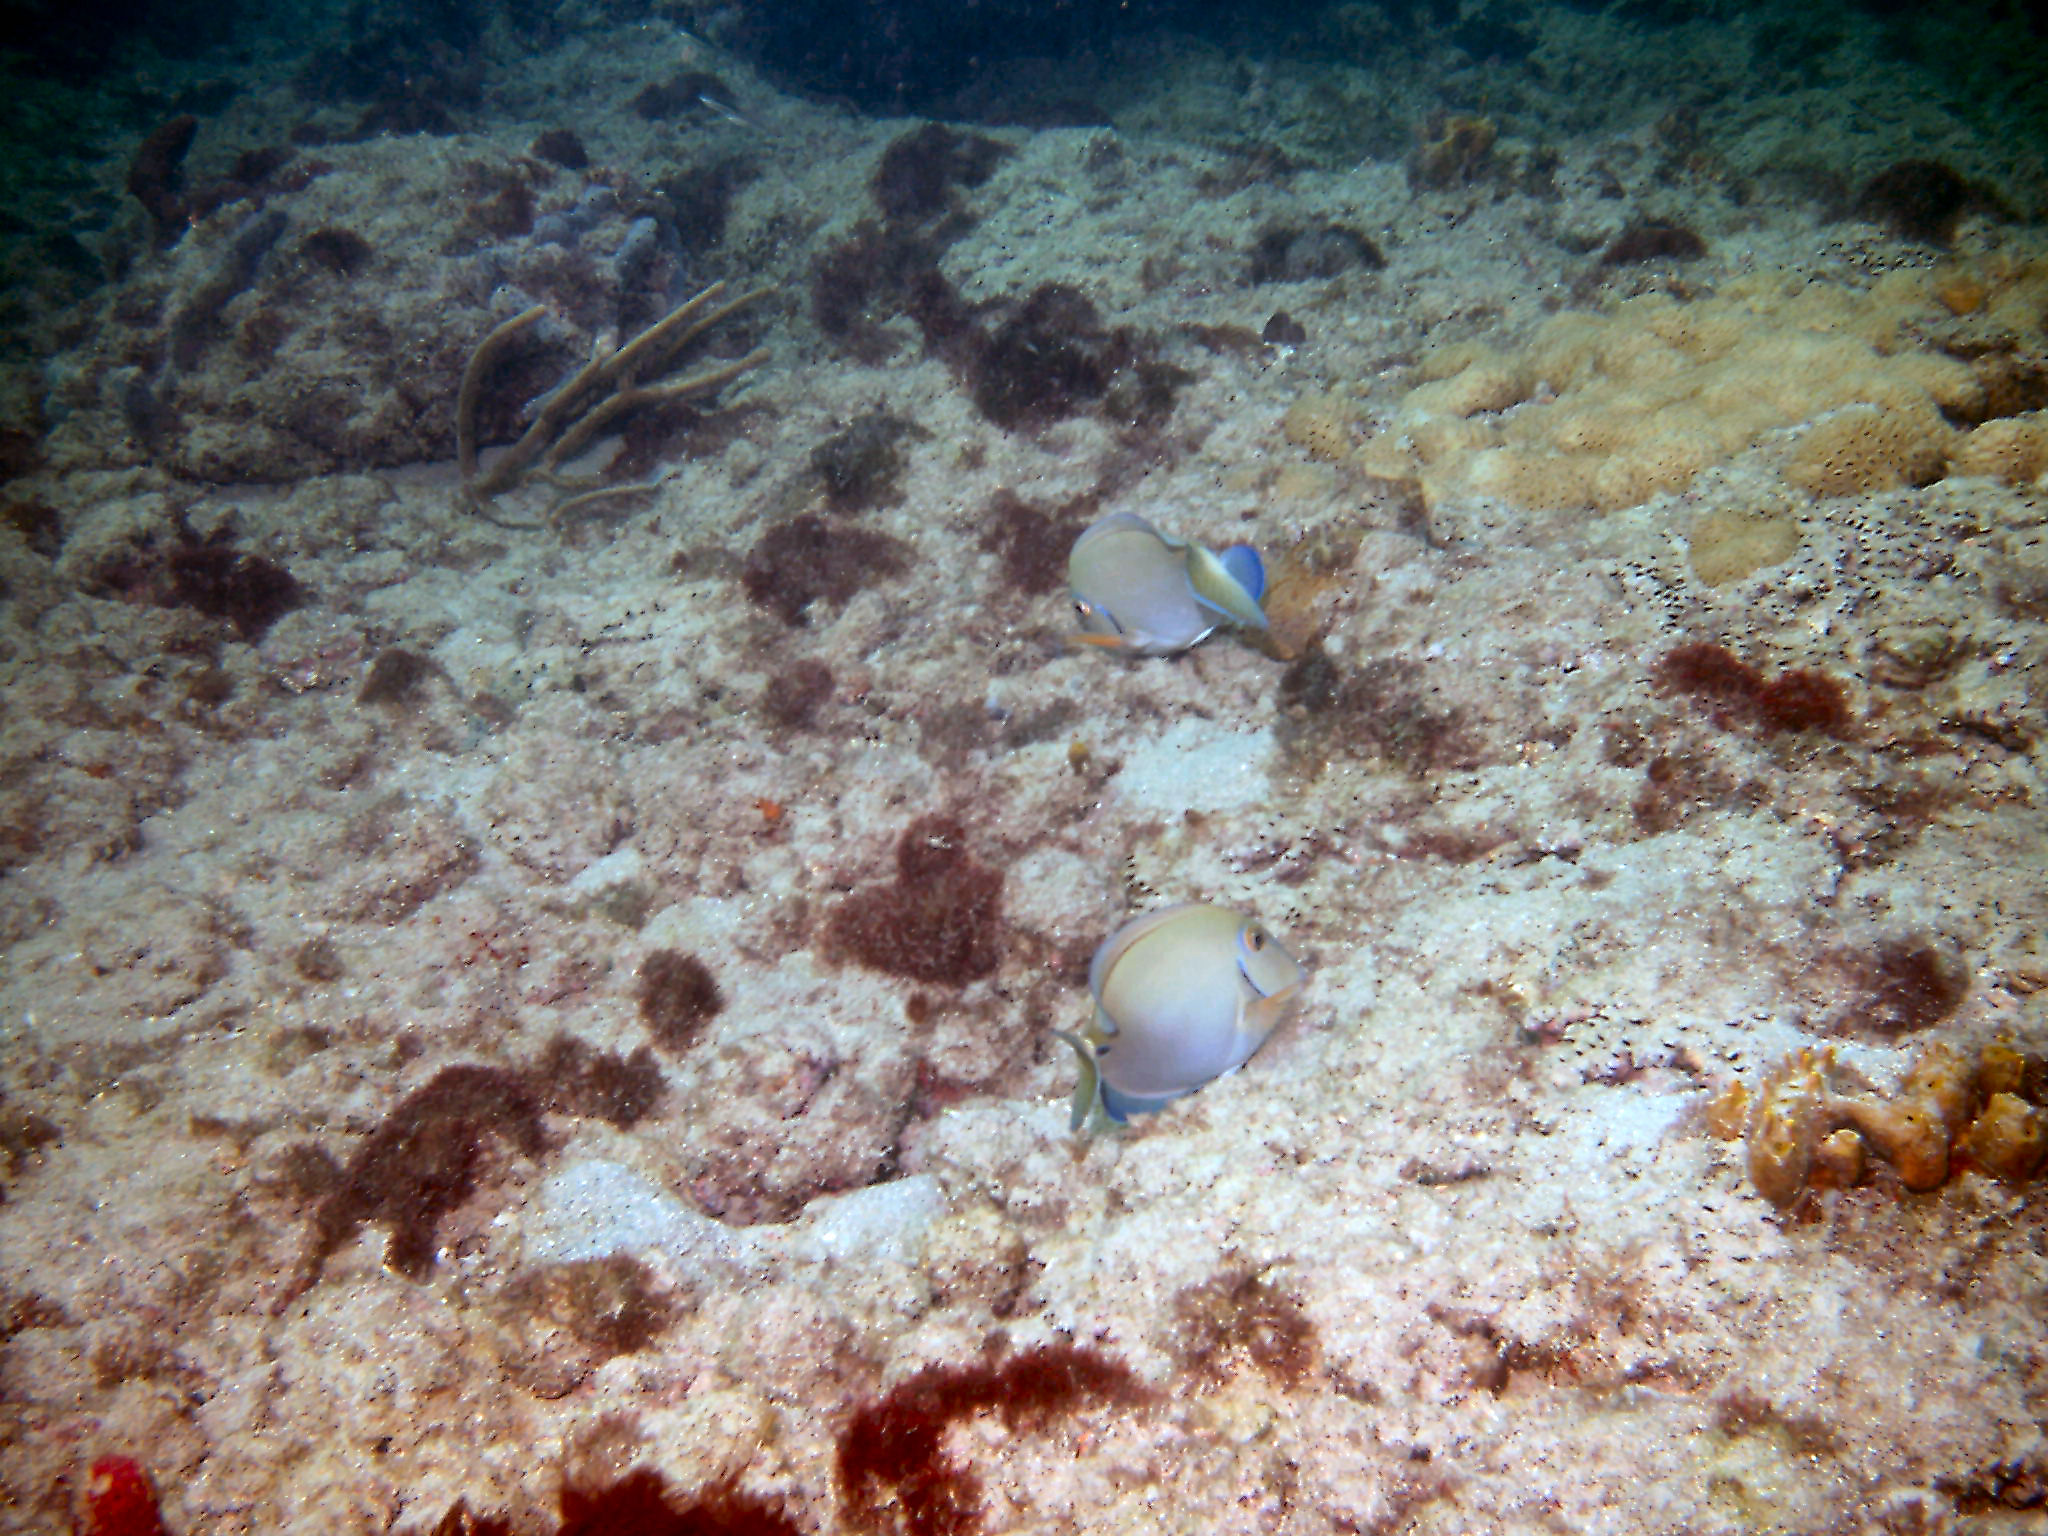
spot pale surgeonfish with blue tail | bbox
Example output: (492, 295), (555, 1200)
(1067, 511), (1269, 656)
(1054, 902), (1307, 1131)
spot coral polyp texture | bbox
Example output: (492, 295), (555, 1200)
(5, 0), (2048, 1532)
(1354, 257), (2048, 512)
(1731, 1039), (2048, 1206)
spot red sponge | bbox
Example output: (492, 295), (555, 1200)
(79, 1458), (168, 1536)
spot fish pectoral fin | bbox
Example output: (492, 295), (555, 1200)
(1051, 1029), (1115, 1135)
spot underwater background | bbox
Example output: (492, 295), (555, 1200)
(3, 0), (2048, 1530)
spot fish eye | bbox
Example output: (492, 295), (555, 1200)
(1246, 927), (1267, 951)
(1073, 600), (1123, 636)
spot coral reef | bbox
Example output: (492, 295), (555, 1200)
(44, 132), (780, 484)
(8, 6), (2048, 1531)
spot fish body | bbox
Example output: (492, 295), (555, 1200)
(1067, 512), (1269, 656)
(1057, 902), (1305, 1129)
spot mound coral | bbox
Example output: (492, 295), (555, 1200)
(1726, 1038), (2046, 1207)
(1351, 251), (2048, 512)
(1949, 409), (2048, 485)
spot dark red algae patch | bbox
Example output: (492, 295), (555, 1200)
(825, 816), (1004, 986)
(284, 1065), (553, 1295)
(1829, 938), (1970, 1039)
(421, 1470), (804, 1536)
(837, 1343), (1150, 1536)
(89, 523), (306, 641)
(870, 122), (1010, 224)
(1654, 641), (1856, 740)
(740, 513), (909, 626)
(532, 1035), (667, 1127)
(976, 489), (1094, 595)
(281, 1037), (668, 1300)
(637, 949), (725, 1054)
(1173, 1265), (1318, 1386)
(1599, 220), (1707, 265)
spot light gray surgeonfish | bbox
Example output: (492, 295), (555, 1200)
(1066, 512), (1269, 656)
(1055, 903), (1307, 1131)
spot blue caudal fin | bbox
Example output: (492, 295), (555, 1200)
(1185, 542), (1269, 630)
(1217, 544), (1265, 603)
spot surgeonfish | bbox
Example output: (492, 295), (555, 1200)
(1055, 903), (1306, 1131)
(1067, 512), (1269, 656)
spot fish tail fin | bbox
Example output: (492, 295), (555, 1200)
(1186, 543), (1269, 631)
(1217, 544), (1265, 603)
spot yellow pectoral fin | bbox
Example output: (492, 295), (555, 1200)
(1051, 1028), (1113, 1135)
